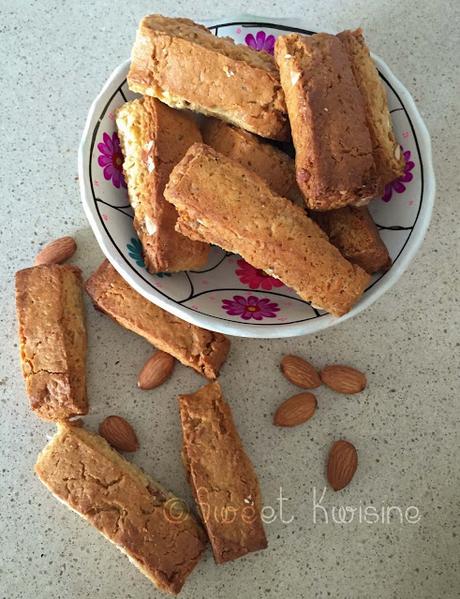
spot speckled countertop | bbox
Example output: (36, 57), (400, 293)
(0, 1), (458, 598)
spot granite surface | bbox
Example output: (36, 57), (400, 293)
(0, 1), (459, 598)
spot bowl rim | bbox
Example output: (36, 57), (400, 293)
(78, 18), (435, 339)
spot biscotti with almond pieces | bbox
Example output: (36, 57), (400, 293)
(35, 424), (207, 595)
(116, 97), (209, 273)
(337, 28), (404, 186)
(85, 260), (229, 379)
(179, 382), (267, 563)
(274, 33), (378, 210)
(202, 118), (390, 271)
(127, 15), (289, 141)
(164, 143), (371, 317)
(201, 117), (302, 204)
(313, 206), (391, 273)
(15, 264), (87, 421)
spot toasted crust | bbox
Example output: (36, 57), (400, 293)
(201, 118), (302, 203)
(15, 265), (87, 421)
(127, 15), (289, 140)
(313, 206), (391, 273)
(85, 260), (230, 379)
(274, 33), (378, 210)
(35, 424), (206, 595)
(178, 382), (267, 563)
(337, 29), (405, 186)
(164, 144), (371, 317)
(116, 97), (209, 273)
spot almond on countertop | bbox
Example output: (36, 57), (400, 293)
(320, 365), (367, 394)
(34, 236), (77, 265)
(99, 415), (139, 452)
(281, 355), (321, 388)
(138, 351), (175, 390)
(273, 392), (317, 427)
(327, 440), (358, 491)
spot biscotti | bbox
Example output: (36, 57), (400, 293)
(15, 265), (87, 421)
(164, 144), (371, 317)
(127, 15), (289, 140)
(116, 97), (209, 273)
(85, 260), (229, 379)
(313, 206), (391, 273)
(274, 33), (378, 210)
(202, 118), (301, 204)
(337, 29), (404, 186)
(178, 382), (267, 563)
(35, 424), (206, 595)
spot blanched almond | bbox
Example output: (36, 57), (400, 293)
(327, 440), (358, 491)
(281, 355), (321, 388)
(99, 415), (139, 452)
(35, 236), (76, 265)
(138, 351), (175, 390)
(320, 365), (366, 394)
(273, 392), (317, 427)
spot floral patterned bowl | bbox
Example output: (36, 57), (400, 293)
(79, 17), (435, 338)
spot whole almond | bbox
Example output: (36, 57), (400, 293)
(99, 416), (139, 452)
(320, 365), (367, 394)
(281, 355), (321, 388)
(138, 351), (175, 390)
(327, 440), (358, 491)
(34, 236), (77, 265)
(273, 392), (317, 427)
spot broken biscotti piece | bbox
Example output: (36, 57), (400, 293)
(179, 382), (267, 563)
(201, 117), (302, 204)
(35, 424), (206, 595)
(164, 144), (371, 317)
(274, 33), (378, 210)
(116, 97), (209, 273)
(127, 15), (289, 141)
(313, 206), (391, 274)
(15, 265), (87, 421)
(337, 29), (404, 186)
(85, 260), (229, 379)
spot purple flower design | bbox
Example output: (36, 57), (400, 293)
(244, 31), (276, 55)
(97, 131), (126, 189)
(222, 295), (280, 320)
(382, 148), (415, 202)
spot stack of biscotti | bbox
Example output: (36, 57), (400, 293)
(202, 118), (390, 273)
(119, 15), (402, 312)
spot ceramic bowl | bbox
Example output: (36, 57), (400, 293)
(79, 17), (435, 338)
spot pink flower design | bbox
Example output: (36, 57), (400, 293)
(382, 148), (415, 202)
(244, 31), (276, 55)
(222, 295), (280, 320)
(235, 259), (284, 290)
(97, 132), (126, 189)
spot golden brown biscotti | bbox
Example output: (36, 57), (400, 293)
(202, 118), (389, 271)
(274, 33), (378, 210)
(179, 382), (267, 563)
(85, 260), (229, 379)
(35, 424), (207, 595)
(313, 206), (391, 273)
(116, 97), (209, 273)
(15, 265), (87, 421)
(127, 15), (289, 141)
(164, 144), (371, 317)
(337, 29), (404, 186)
(201, 117), (302, 204)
